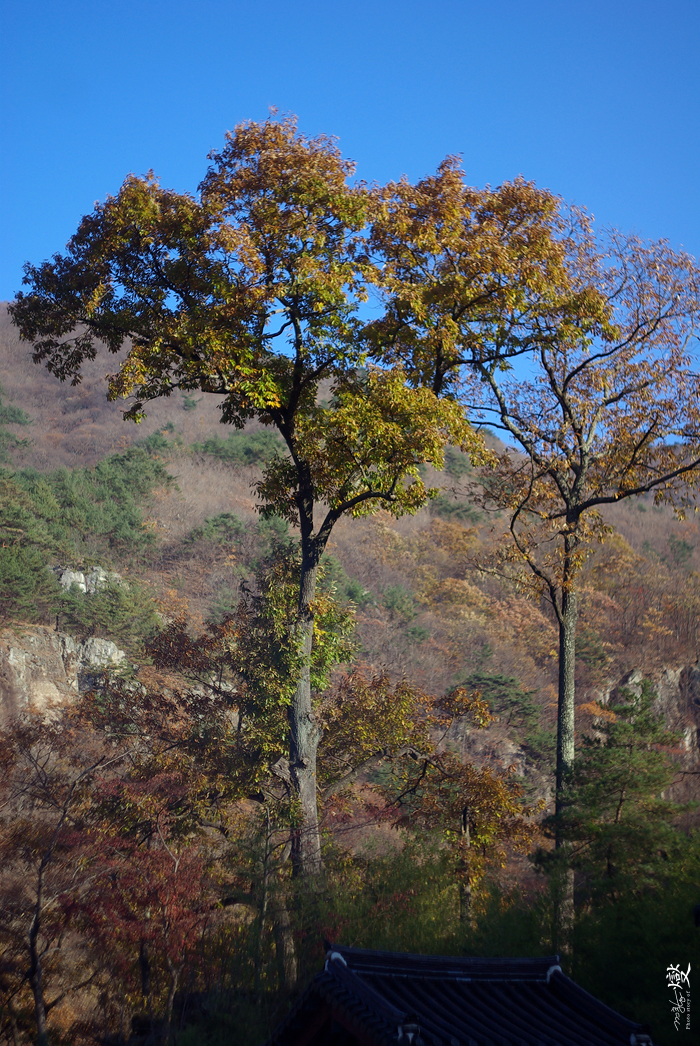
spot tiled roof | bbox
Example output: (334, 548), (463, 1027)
(265, 944), (656, 1046)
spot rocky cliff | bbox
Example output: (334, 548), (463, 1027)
(1, 628), (699, 807)
(449, 663), (700, 807)
(0, 626), (125, 726)
(605, 665), (700, 804)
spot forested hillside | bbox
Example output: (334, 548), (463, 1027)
(2, 302), (699, 1045)
(2, 114), (700, 1046)
(3, 302), (700, 703)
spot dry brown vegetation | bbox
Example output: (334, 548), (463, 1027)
(3, 300), (700, 722)
(0, 307), (261, 470)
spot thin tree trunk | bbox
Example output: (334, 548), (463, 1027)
(552, 866), (575, 959)
(555, 584), (577, 825)
(28, 873), (48, 1046)
(459, 804), (473, 927)
(273, 897), (298, 991)
(139, 940), (151, 999)
(459, 882), (473, 926)
(254, 813), (271, 997)
(289, 551), (323, 878)
(555, 547), (578, 957)
(162, 960), (184, 1046)
(7, 998), (22, 1046)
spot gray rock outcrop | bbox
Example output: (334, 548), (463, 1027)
(0, 626), (125, 726)
(53, 565), (124, 594)
(55, 567), (87, 593)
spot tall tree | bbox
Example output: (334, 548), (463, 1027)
(368, 177), (700, 818)
(466, 231), (700, 822)
(9, 116), (483, 878)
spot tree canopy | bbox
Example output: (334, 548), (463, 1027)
(464, 227), (700, 822)
(12, 113), (700, 881)
(9, 116), (490, 876)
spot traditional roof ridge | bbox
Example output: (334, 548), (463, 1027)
(323, 953), (408, 1023)
(547, 967), (653, 1038)
(331, 943), (560, 981)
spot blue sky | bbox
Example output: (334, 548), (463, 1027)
(1, 0), (698, 302)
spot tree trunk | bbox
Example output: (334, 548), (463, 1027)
(459, 804), (473, 927)
(289, 551), (322, 878)
(29, 952), (48, 1046)
(553, 866), (575, 959)
(162, 959), (184, 1046)
(555, 548), (578, 957)
(273, 897), (298, 991)
(7, 1000), (21, 1046)
(555, 583), (577, 824)
(458, 881), (473, 926)
(28, 878), (48, 1046)
(139, 940), (151, 999)
(254, 812), (271, 997)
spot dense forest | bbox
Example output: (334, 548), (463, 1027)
(2, 117), (700, 1046)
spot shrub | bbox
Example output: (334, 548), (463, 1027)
(0, 381), (31, 463)
(382, 585), (417, 621)
(186, 513), (247, 546)
(457, 671), (555, 770)
(318, 555), (374, 607)
(430, 493), (481, 524)
(57, 580), (160, 650)
(0, 546), (60, 624)
(192, 431), (284, 468)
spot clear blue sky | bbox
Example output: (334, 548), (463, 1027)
(1, 0), (698, 302)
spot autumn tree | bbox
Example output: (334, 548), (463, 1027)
(10, 116), (486, 878)
(0, 712), (132, 1046)
(371, 685), (540, 922)
(368, 174), (700, 812)
(464, 229), (700, 820)
(10, 119), (628, 879)
(366, 162), (593, 390)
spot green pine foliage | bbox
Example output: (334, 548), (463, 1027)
(382, 584), (418, 621)
(429, 493), (482, 524)
(0, 381), (32, 463)
(443, 446), (472, 480)
(192, 430), (284, 467)
(56, 580), (160, 650)
(0, 449), (170, 631)
(549, 679), (684, 896)
(0, 545), (60, 624)
(318, 554), (374, 607)
(14, 447), (172, 558)
(136, 426), (185, 456)
(458, 670), (556, 769)
(0, 472), (61, 623)
(186, 512), (247, 547)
